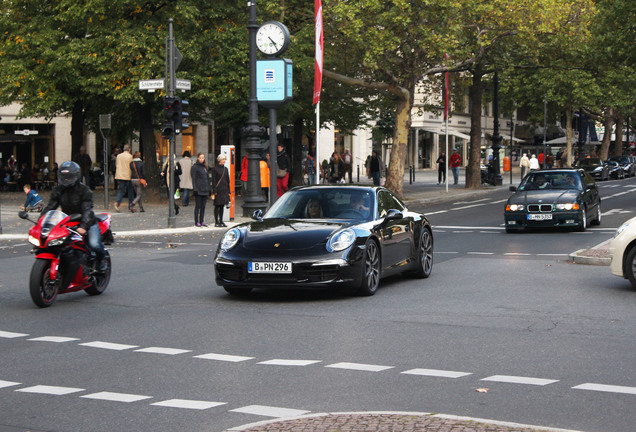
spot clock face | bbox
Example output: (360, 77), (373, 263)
(256, 21), (289, 56)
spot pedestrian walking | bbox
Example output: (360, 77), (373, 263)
(519, 153), (530, 179)
(436, 152), (446, 184)
(529, 154), (540, 171)
(545, 152), (554, 169)
(130, 152), (146, 212)
(343, 149), (353, 183)
(114, 144), (134, 212)
(73, 146), (92, 187)
(366, 150), (383, 186)
(449, 148), (462, 184)
(329, 152), (345, 183)
(161, 155), (182, 215)
(211, 154), (230, 227)
(276, 144), (290, 197)
(179, 151), (193, 206)
(305, 153), (316, 185)
(240, 155), (248, 195)
(191, 152), (211, 227)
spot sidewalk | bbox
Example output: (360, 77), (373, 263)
(0, 168), (513, 239)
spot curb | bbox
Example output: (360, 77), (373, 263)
(224, 411), (585, 432)
(568, 239), (611, 266)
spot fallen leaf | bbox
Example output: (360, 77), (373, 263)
(476, 388), (489, 393)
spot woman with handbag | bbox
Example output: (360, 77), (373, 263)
(129, 152), (146, 212)
(191, 152), (211, 227)
(211, 154), (230, 227)
(276, 144), (290, 197)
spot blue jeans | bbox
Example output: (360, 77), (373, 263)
(371, 171), (381, 186)
(181, 188), (191, 206)
(452, 167), (460, 184)
(116, 180), (133, 205)
(87, 224), (105, 260)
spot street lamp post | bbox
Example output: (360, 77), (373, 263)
(242, 1), (267, 217)
(491, 71), (503, 186)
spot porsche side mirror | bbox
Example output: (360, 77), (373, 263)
(252, 209), (263, 221)
(384, 209), (403, 221)
(509, 186), (517, 192)
(18, 210), (29, 220)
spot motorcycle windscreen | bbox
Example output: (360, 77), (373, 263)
(41, 210), (68, 237)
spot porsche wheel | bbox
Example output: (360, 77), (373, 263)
(358, 240), (380, 296)
(625, 247), (636, 289)
(412, 228), (433, 278)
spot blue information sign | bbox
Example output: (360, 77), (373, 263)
(257, 59), (293, 108)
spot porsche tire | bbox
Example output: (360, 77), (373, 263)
(358, 240), (380, 296)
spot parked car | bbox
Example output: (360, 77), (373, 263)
(608, 155), (636, 177)
(605, 160), (625, 179)
(574, 158), (609, 181)
(504, 169), (601, 233)
(609, 216), (636, 289)
(214, 185), (433, 296)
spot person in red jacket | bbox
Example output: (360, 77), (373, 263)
(240, 155), (248, 196)
(449, 149), (462, 184)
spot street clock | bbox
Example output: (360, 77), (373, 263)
(256, 21), (290, 56)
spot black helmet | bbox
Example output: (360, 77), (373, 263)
(58, 161), (81, 187)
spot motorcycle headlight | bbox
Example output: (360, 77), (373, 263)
(28, 235), (40, 247)
(47, 238), (65, 247)
(327, 228), (356, 252)
(219, 228), (241, 252)
(506, 204), (524, 211)
(556, 203), (580, 210)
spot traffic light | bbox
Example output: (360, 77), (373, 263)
(177, 99), (189, 134)
(162, 97), (180, 138)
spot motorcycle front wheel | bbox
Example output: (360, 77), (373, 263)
(29, 259), (59, 308)
(85, 251), (111, 296)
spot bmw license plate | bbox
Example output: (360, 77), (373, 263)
(248, 262), (292, 274)
(528, 213), (553, 221)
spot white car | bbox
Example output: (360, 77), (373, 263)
(609, 216), (636, 288)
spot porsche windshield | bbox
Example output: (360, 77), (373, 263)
(265, 188), (374, 221)
(518, 172), (583, 191)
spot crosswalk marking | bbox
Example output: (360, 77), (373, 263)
(481, 375), (558, 386)
(16, 385), (84, 395)
(194, 353), (255, 362)
(79, 341), (139, 350)
(28, 336), (80, 343)
(134, 347), (192, 355)
(258, 359), (321, 366)
(151, 399), (227, 410)
(230, 405), (310, 418)
(81, 391), (153, 403)
(573, 383), (636, 395)
(401, 369), (472, 379)
(325, 362), (394, 372)
(0, 330), (28, 338)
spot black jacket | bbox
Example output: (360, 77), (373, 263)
(211, 165), (230, 205)
(41, 183), (95, 231)
(191, 162), (211, 196)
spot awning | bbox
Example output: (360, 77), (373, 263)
(500, 133), (524, 143)
(419, 127), (470, 140)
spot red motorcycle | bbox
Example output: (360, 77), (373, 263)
(19, 210), (114, 308)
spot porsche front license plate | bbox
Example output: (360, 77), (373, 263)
(248, 262), (292, 274)
(528, 213), (553, 221)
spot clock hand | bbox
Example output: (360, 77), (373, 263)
(268, 36), (279, 48)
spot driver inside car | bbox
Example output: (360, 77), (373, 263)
(350, 194), (370, 218)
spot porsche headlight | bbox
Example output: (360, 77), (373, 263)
(327, 228), (356, 252)
(219, 228), (241, 252)
(28, 235), (40, 247)
(615, 222), (630, 238)
(556, 203), (580, 211)
(506, 204), (524, 211)
(593, 166), (602, 172)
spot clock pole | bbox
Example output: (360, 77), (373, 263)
(242, 1), (267, 217)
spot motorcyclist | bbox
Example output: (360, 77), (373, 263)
(40, 161), (107, 272)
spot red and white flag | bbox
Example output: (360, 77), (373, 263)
(443, 53), (449, 121)
(313, 0), (323, 105)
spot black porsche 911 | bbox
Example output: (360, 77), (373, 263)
(214, 185), (433, 296)
(504, 168), (601, 233)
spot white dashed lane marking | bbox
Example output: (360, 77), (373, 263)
(325, 362), (394, 372)
(134, 347), (192, 355)
(573, 383), (636, 395)
(402, 369), (472, 379)
(194, 353), (255, 362)
(16, 385), (84, 395)
(80, 391), (153, 403)
(0, 331), (29, 338)
(79, 341), (139, 350)
(482, 375), (559, 386)
(28, 336), (80, 343)
(0, 380), (21, 389)
(151, 399), (227, 410)
(230, 405), (310, 418)
(258, 359), (322, 366)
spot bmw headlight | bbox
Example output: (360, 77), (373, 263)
(506, 204), (524, 211)
(556, 203), (580, 210)
(327, 228), (356, 252)
(219, 228), (241, 251)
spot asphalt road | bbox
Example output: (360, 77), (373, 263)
(0, 178), (635, 432)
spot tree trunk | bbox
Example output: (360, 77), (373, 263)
(70, 100), (85, 160)
(599, 109), (614, 161)
(290, 117), (304, 188)
(384, 93), (411, 200)
(466, 66), (483, 189)
(610, 113), (624, 157)
(137, 102), (161, 203)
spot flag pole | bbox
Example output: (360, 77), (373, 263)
(444, 53), (449, 192)
(316, 102), (320, 184)
(313, 0), (323, 184)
